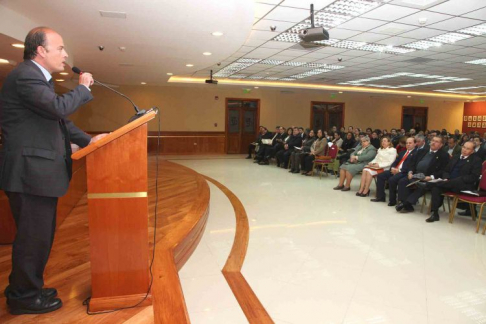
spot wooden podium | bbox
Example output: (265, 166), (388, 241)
(72, 111), (156, 312)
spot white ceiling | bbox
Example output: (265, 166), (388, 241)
(190, 0), (486, 96)
(0, 0), (253, 86)
(1, 0), (486, 96)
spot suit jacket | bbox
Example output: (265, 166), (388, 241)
(0, 60), (93, 197)
(287, 135), (302, 150)
(436, 154), (482, 191)
(409, 148), (450, 179)
(390, 148), (417, 174)
(442, 144), (461, 158)
(474, 147), (486, 160)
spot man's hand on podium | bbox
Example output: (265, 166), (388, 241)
(89, 133), (109, 145)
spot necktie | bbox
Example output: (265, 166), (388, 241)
(397, 151), (410, 170)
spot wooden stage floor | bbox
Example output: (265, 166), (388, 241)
(0, 158), (210, 323)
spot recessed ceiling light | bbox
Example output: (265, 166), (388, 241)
(429, 32), (472, 44)
(186, 64), (194, 67)
(203, 52), (212, 56)
(339, 91), (343, 93)
(212, 31), (223, 36)
(167, 72), (173, 76)
(55, 79), (65, 82)
(407, 96), (411, 98)
(254, 86), (259, 89)
(11, 43), (24, 48)
(0, 59), (10, 64)
(141, 82), (147, 85)
(60, 72), (69, 75)
(418, 17), (427, 25)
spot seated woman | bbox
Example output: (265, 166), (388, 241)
(395, 136), (407, 154)
(302, 130), (327, 175)
(289, 129), (316, 173)
(332, 131), (343, 149)
(334, 136), (377, 191)
(356, 137), (397, 197)
(370, 131), (380, 149)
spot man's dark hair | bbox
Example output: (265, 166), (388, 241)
(24, 27), (51, 60)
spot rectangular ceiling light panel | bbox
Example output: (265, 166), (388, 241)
(428, 32), (472, 44)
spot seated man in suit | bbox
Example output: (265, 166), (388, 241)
(258, 126), (285, 165)
(396, 136), (449, 213)
(472, 136), (486, 160)
(276, 127), (302, 168)
(246, 126), (264, 159)
(442, 136), (461, 158)
(425, 141), (481, 222)
(253, 127), (274, 163)
(371, 137), (416, 206)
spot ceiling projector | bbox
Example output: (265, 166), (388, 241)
(299, 27), (329, 42)
(206, 70), (218, 84)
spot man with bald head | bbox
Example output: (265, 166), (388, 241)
(0, 27), (105, 314)
(426, 141), (482, 222)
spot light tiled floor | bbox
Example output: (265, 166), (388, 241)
(175, 156), (486, 324)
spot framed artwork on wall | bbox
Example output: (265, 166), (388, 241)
(473, 122), (477, 127)
(479, 116), (483, 122)
(482, 122), (486, 128)
(473, 116), (477, 121)
(468, 122), (472, 127)
(464, 116), (468, 121)
(469, 116), (473, 121)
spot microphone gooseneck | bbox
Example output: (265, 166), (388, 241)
(72, 66), (146, 121)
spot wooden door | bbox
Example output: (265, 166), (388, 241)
(226, 99), (260, 154)
(402, 107), (428, 131)
(310, 102), (344, 132)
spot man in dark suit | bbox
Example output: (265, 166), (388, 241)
(371, 137), (416, 206)
(0, 27), (105, 315)
(253, 127), (274, 163)
(396, 136), (449, 213)
(425, 141), (482, 222)
(442, 136), (461, 158)
(472, 136), (486, 160)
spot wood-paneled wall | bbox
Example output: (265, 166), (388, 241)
(149, 131), (225, 155)
(89, 131), (226, 155)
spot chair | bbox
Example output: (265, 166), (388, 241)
(448, 161), (486, 233)
(312, 145), (338, 179)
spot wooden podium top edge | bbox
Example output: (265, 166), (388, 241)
(72, 110), (157, 160)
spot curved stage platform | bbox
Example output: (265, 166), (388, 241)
(0, 158), (271, 323)
(0, 159), (210, 323)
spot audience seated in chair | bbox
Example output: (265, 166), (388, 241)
(302, 130), (327, 176)
(289, 129), (316, 173)
(396, 136), (449, 213)
(276, 127), (302, 169)
(334, 136), (377, 192)
(425, 141), (482, 223)
(371, 137), (417, 206)
(356, 137), (397, 197)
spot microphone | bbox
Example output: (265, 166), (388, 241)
(72, 66), (146, 122)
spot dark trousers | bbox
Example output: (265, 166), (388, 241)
(276, 149), (292, 167)
(248, 143), (256, 156)
(376, 171), (406, 203)
(430, 179), (470, 212)
(5, 192), (58, 304)
(290, 152), (306, 171)
(255, 145), (270, 161)
(398, 177), (428, 204)
(303, 154), (316, 172)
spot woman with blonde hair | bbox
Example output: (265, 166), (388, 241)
(356, 137), (397, 197)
